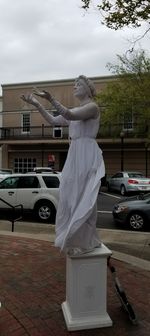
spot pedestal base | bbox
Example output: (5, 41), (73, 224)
(62, 301), (112, 331)
(62, 243), (113, 331)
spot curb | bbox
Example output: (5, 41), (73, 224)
(111, 250), (150, 271)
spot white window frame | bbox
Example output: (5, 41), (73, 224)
(14, 157), (36, 173)
(53, 127), (63, 138)
(123, 110), (134, 131)
(21, 112), (31, 134)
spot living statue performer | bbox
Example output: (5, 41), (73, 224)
(21, 75), (105, 256)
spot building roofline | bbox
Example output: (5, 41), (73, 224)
(1, 74), (117, 89)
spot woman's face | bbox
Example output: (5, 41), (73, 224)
(74, 79), (88, 99)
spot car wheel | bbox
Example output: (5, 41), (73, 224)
(128, 212), (145, 231)
(120, 184), (126, 196)
(35, 200), (56, 223)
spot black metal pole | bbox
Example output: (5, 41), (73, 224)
(41, 144), (44, 166)
(120, 134), (124, 171)
(145, 144), (148, 177)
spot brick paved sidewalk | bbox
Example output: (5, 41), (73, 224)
(0, 235), (149, 336)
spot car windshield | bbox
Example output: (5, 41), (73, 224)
(128, 173), (144, 178)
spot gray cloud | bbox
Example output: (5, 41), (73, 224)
(0, 0), (149, 94)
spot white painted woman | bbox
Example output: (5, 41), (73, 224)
(21, 75), (105, 256)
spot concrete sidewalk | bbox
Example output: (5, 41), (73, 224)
(0, 219), (150, 269)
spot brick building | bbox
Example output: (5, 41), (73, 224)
(0, 76), (149, 177)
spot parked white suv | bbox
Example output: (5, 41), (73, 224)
(0, 173), (61, 223)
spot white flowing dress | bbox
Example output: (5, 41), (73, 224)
(55, 116), (105, 252)
(35, 100), (105, 252)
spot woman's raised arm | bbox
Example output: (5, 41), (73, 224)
(20, 93), (69, 126)
(34, 90), (99, 121)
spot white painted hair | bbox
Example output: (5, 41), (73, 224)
(76, 75), (97, 98)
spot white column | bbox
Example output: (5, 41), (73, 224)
(62, 243), (112, 331)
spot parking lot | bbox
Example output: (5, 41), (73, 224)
(0, 189), (122, 228)
(97, 190), (122, 229)
(0, 187), (149, 232)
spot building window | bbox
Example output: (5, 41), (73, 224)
(14, 158), (36, 173)
(53, 127), (62, 138)
(22, 113), (30, 133)
(123, 111), (133, 131)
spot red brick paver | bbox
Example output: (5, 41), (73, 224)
(0, 235), (149, 336)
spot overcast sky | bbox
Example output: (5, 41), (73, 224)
(0, 0), (149, 94)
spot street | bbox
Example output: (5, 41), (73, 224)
(0, 189), (149, 233)
(97, 190), (123, 229)
(0, 190), (123, 229)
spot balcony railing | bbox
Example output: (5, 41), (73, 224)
(0, 125), (69, 140)
(0, 123), (149, 140)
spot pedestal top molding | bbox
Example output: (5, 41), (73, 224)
(69, 244), (112, 259)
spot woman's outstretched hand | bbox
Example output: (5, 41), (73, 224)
(20, 93), (39, 107)
(33, 89), (52, 101)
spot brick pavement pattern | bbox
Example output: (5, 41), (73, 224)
(0, 235), (149, 336)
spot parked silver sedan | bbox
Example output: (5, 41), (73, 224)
(107, 171), (150, 196)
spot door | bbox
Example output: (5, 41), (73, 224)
(0, 176), (19, 208)
(110, 172), (124, 191)
(16, 176), (40, 209)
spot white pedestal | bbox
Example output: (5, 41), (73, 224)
(62, 243), (113, 331)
